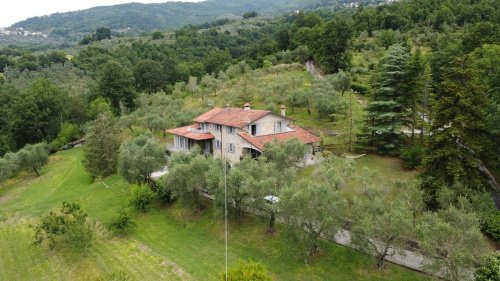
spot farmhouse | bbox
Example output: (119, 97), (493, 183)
(166, 103), (321, 164)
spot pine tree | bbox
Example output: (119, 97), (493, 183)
(361, 45), (410, 155)
(404, 49), (429, 143)
(421, 56), (493, 208)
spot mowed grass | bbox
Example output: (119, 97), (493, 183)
(0, 148), (430, 281)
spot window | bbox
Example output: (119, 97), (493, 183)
(215, 124), (222, 132)
(215, 139), (221, 150)
(226, 143), (235, 153)
(250, 124), (258, 136)
(200, 123), (208, 132)
(274, 121), (282, 133)
(227, 126), (235, 134)
(175, 136), (188, 150)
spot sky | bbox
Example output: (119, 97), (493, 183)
(0, 0), (203, 27)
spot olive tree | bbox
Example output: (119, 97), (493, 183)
(349, 186), (414, 270)
(329, 69), (352, 96)
(159, 151), (219, 212)
(15, 142), (49, 176)
(0, 153), (18, 183)
(248, 160), (295, 233)
(417, 207), (488, 281)
(281, 180), (347, 259)
(209, 157), (260, 218)
(118, 134), (164, 184)
(262, 138), (309, 171)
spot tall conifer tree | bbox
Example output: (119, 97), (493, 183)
(421, 57), (493, 208)
(361, 45), (409, 155)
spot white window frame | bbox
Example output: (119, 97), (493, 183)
(227, 126), (235, 134)
(200, 123), (208, 132)
(226, 143), (235, 153)
(215, 124), (222, 132)
(215, 139), (221, 150)
(249, 123), (259, 136)
(274, 121), (283, 133)
(175, 135), (188, 150)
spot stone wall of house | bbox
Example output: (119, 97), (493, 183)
(209, 125), (245, 164)
(248, 114), (289, 136)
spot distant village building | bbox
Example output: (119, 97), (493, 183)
(166, 104), (321, 164)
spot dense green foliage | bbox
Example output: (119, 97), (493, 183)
(79, 27), (112, 45)
(95, 60), (136, 113)
(481, 210), (500, 242)
(475, 252), (500, 281)
(118, 134), (164, 184)
(159, 150), (221, 211)
(130, 184), (155, 212)
(350, 185), (416, 270)
(360, 45), (409, 155)
(107, 211), (136, 236)
(222, 260), (272, 281)
(421, 57), (493, 208)
(0, 142), (49, 182)
(11, 0), (337, 40)
(281, 180), (347, 259)
(417, 207), (487, 281)
(0, 0), (498, 279)
(83, 113), (121, 179)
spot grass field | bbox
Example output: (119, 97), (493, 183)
(0, 148), (430, 281)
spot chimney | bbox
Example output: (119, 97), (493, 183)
(280, 104), (286, 117)
(244, 102), (251, 110)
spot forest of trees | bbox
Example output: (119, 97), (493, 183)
(0, 0), (499, 279)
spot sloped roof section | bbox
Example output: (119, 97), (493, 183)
(166, 125), (215, 141)
(193, 107), (225, 123)
(193, 107), (287, 128)
(238, 125), (321, 151)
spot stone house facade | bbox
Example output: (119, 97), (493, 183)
(166, 104), (321, 164)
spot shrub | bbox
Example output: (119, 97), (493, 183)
(475, 252), (500, 281)
(222, 260), (272, 281)
(481, 210), (500, 242)
(243, 11), (258, 19)
(400, 145), (424, 169)
(130, 184), (155, 212)
(151, 31), (164, 40)
(49, 123), (80, 151)
(350, 82), (370, 95)
(33, 202), (93, 255)
(107, 211), (136, 235)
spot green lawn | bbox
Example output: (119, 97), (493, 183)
(0, 148), (430, 281)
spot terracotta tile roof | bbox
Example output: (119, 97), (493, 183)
(193, 108), (225, 123)
(238, 125), (321, 151)
(166, 124), (215, 141)
(193, 107), (282, 128)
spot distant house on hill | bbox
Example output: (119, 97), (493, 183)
(166, 103), (321, 164)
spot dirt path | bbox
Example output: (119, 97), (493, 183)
(306, 60), (323, 79)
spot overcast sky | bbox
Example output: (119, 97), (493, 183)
(0, 0), (203, 27)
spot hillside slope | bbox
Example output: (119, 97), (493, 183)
(11, 0), (336, 39)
